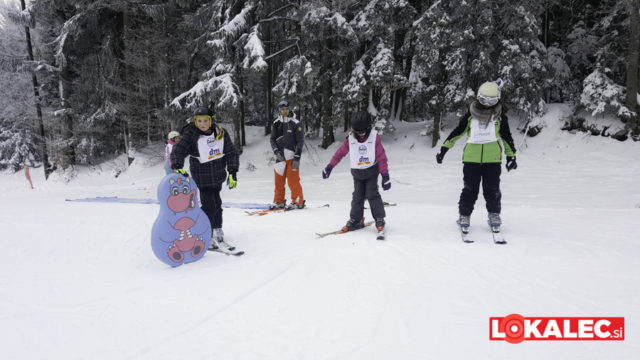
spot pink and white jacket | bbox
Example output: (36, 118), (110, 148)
(164, 139), (177, 168)
(329, 131), (389, 178)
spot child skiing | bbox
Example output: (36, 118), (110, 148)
(163, 131), (180, 174)
(170, 106), (240, 252)
(269, 99), (305, 210)
(322, 111), (391, 240)
(435, 79), (517, 243)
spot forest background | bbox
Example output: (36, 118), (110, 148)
(0, 0), (639, 177)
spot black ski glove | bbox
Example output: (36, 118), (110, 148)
(506, 156), (517, 172)
(436, 146), (449, 164)
(274, 150), (285, 162)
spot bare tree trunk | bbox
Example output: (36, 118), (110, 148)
(264, 22), (273, 135)
(236, 68), (246, 152)
(399, 3), (420, 123)
(119, 10), (133, 165)
(59, 67), (76, 168)
(432, 60), (447, 148)
(20, 0), (50, 178)
(432, 100), (443, 148)
(389, 90), (397, 121)
(164, 14), (175, 108)
(372, 88), (381, 113)
(625, 0), (640, 136)
(321, 76), (334, 148)
(240, 94), (247, 148)
(343, 52), (353, 131)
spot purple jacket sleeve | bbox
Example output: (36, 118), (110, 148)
(375, 135), (389, 175)
(329, 137), (350, 167)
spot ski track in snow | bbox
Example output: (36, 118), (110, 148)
(1, 106), (639, 359)
(128, 261), (298, 359)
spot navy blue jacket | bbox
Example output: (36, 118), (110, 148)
(171, 123), (239, 188)
(270, 115), (304, 160)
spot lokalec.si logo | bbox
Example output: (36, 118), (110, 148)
(490, 314), (624, 344)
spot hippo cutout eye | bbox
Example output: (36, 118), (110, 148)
(182, 185), (189, 194)
(171, 187), (180, 196)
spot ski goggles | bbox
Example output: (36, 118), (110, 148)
(477, 95), (500, 106)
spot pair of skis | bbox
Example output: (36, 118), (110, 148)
(209, 247), (244, 256)
(245, 203), (329, 216)
(458, 222), (506, 244)
(364, 201), (397, 209)
(316, 221), (385, 241)
(207, 242), (244, 256)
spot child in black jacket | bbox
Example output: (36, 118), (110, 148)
(171, 107), (239, 251)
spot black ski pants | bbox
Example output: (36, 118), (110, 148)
(458, 162), (501, 216)
(350, 172), (386, 222)
(200, 185), (223, 230)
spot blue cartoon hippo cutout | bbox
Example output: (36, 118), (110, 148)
(151, 173), (211, 267)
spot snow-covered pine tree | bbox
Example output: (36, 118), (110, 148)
(0, 1), (40, 171)
(299, 1), (358, 148)
(576, 0), (636, 135)
(413, 0), (474, 147)
(495, 0), (548, 119)
(545, 45), (572, 103)
(347, 0), (418, 133)
(542, 1), (594, 103)
(580, 65), (632, 119)
(272, 55), (317, 133)
(623, 0), (639, 137)
(172, 0), (262, 151)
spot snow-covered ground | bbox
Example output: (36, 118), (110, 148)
(1, 104), (639, 359)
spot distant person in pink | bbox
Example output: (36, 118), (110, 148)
(164, 131), (180, 174)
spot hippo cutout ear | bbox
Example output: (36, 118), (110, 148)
(151, 173), (211, 267)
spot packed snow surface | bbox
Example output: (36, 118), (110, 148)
(1, 105), (638, 359)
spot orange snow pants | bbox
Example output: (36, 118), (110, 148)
(273, 159), (304, 205)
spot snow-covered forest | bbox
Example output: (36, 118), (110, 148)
(1, 0), (639, 175)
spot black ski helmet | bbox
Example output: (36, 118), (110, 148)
(352, 111), (372, 133)
(193, 106), (213, 126)
(194, 106), (213, 117)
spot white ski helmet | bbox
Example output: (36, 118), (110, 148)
(167, 131), (180, 140)
(477, 81), (500, 106)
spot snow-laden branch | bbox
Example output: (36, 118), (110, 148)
(213, 4), (254, 39)
(264, 42), (299, 61)
(259, 16), (298, 24)
(580, 67), (633, 118)
(266, 3), (298, 18)
(16, 60), (59, 74)
(242, 26), (267, 71)
(171, 73), (240, 109)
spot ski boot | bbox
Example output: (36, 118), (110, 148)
(375, 218), (385, 240)
(457, 215), (470, 234)
(341, 217), (365, 233)
(488, 213), (501, 233)
(209, 228), (235, 251)
(285, 200), (306, 210)
(269, 202), (286, 210)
